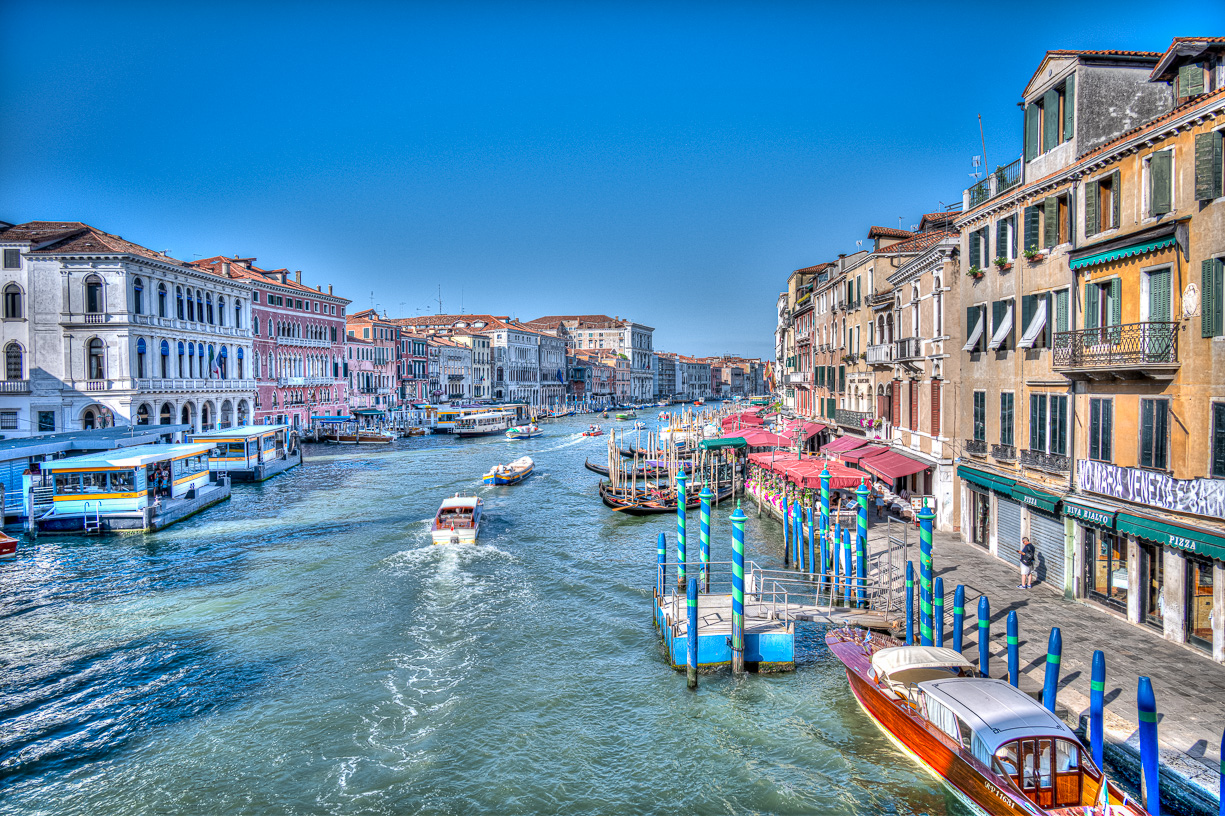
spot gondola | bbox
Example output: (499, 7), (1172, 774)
(585, 458), (610, 476)
(598, 481), (735, 515)
(584, 459), (676, 479)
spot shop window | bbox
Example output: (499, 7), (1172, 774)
(1187, 556), (1214, 653)
(1142, 541), (1164, 630)
(971, 490), (991, 548)
(1139, 398), (1169, 471)
(1087, 528), (1127, 610)
(1089, 398), (1113, 463)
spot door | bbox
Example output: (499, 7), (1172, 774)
(1142, 541), (1164, 630)
(1029, 509), (1066, 589)
(971, 489), (990, 548)
(997, 498), (1023, 567)
(1188, 556), (1214, 653)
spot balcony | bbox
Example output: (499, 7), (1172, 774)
(991, 443), (1016, 461)
(279, 336), (333, 348)
(1018, 448), (1070, 474)
(785, 372), (808, 385)
(895, 337), (922, 360)
(277, 376), (334, 387)
(867, 291), (893, 309)
(965, 438), (987, 456)
(135, 378), (257, 393)
(866, 343), (894, 365)
(967, 157), (1023, 208)
(835, 408), (874, 428)
(0, 380), (30, 393)
(1052, 321), (1179, 380)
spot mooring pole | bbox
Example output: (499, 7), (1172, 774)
(977, 595), (991, 678)
(833, 520), (841, 590)
(699, 483), (712, 593)
(918, 501), (935, 647)
(905, 560), (915, 645)
(731, 501), (746, 675)
(1043, 627), (1062, 714)
(952, 584), (965, 653)
(856, 479), (868, 608)
(1090, 650), (1105, 770)
(1137, 676), (1160, 815)
(807, 504), (815, 576)
(794, 506), (804, 573)
(933, 576), (945, 647)
(676, 470), (687, 590)
(1007, 610), (1020, 687)
(842, 526), (852, 607)
(782, 493), (790, 567)
(820, 466), (830, 575)
(686, 576), (699, 690)
(656, 531), (666, 600)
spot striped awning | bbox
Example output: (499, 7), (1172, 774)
(1069, 235), (1176, 271)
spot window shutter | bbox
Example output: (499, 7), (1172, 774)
(1109, 278), (1122, 327)
(892, 381), (902, 426)
(1089, 399), (1101, 461)
(1063, 75), (1075, 141)
(1179, 63), (1205, 99)
(1025, 104), (1039, 161)
(1043, 88), (1060, 153)
(910, 380), (918, 431)
(992, 300), (1003, 338)
(1055, 289), (1069, 333)
(931, 379), (941, 436)
(1010, 215), (1018, 257)
(1195, 131), (1223, 201)
(1140, 400), (1154, 468)
(1029, 394), (1040, 451)
(1110, 170), (1121, 229)
(1102, 400), (1112, 462)
(1021, 294), (1035, 338)
(995, 219), (1006, 260)
(1154, 401), (1168, 470)
(1084, 283), (1100, 330)
(1214, 403), (1225, 477)
(1151, 151), (1172, 216)
(1042, 293), (1053, 348)
(1085, 180), (1099, 236)
(1024, 206), (1041, 251)
(1043, 196), (1058, 248)
(969, 231), (980, 269)
(1149, 267), (1171, 323)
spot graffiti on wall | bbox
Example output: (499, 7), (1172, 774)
(1078, 459), (1225, 519)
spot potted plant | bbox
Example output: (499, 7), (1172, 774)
(967, 265), (985, 280)
(1023, 247), (1043, 261)
(993, 256), (1012, 271)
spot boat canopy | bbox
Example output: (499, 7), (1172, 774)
(699, 437), (748, 451)
(42, 442), (214, 471)
(353, 409), (385, 417)
(870, 645), (973, 685)
(440, 496), (481, 510)
(918, 677), (1077, 756)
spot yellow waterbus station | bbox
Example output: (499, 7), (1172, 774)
(36, 442), (230, 534)
(187, 424), (300, 482)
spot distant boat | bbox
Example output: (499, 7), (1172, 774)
(483, 456), (534, 486)
(0, 533), (16, 560)
(582, 424), (604, 437)
(431, 495), (483, 544)
(616, 411), (637, 421)
(505, 424), (543, 440)
(633, 421), (647, 430)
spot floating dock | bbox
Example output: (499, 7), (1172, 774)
(654, 589), (794, 672)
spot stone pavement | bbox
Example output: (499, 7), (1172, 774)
(858, 513), (1224, 811)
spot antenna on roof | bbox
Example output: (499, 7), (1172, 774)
(436, 285), (443, 315)
(970, 155), (982, 180)
(978, 113), (988, 177)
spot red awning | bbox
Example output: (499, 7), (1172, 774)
(786, 460), (865, 489)
(819, 436), (868, 454)
(862, 450), (931, 481)
(722, 413), (765, 428)
(779, 420), (824, 441)
(840, 444), (888, 463)
(739, 430), (791, 448)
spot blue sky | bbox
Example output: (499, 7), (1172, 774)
(2, 2), (1220, 358)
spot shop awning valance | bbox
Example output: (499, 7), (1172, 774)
(1069, 225), (1177, 271)
(863, 451), (930, 481)
(957, 465), (1015, 494)
(1063, 497), (1117, 529)
(820, 436), (868, 454)
(1115, 512), (1225, 562)
(1010, 483), (1062, 514)
(840, 444), (888, 464)
(700, 437), (747, 451)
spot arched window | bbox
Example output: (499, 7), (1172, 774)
(3, 284), (22, 319)
(85, 276), (104, 313)
(5, 342), (22, 380)
(253, 315), (259, 335)
(217, 296), (226, 326)
(158, 283), (168, 318)
(219, 345), (228, 379)
(136, 403), (150, 425)
(135, 337), (147, 378)
(234, 300), (242, 328)
(237, 347), (244, 379)
(160, 402), (173, 424)
(133, 277), (144, 315)
(206, 293), (214, 324)
(186, 289), (195, 321)
(195, 291), (203, 322)
(176, 286), (185, 319)
(88, 338), (105, 380)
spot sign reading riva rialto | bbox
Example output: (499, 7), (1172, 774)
(1078, 459), (1225, 518)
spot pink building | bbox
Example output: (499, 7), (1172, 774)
(194, 257), (350, 428)
(345, 310), (401, 419)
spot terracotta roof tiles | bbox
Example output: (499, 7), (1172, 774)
(867, 226), (914, 240)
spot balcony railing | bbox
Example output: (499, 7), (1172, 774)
(895, 337), (922, 360)
(967, 157), (1023, 208)
(991, 443), (1016, 461)
(785, 372), (807, 384)
(1052, 321), (1179, 376)
(835, 408), (874, 428)
(965, 438), (987, 455)
(0, 380), (30, 393)
(1018, 448), (1070, 473)
(277, 336), (332, 348)
(866, 343), (894, 365)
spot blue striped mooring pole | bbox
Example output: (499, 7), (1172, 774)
(1042, 627), (1061, 713)
(794, 504), (804, 573)
(833, 521), (842, 587)
(731, 501), (746, 674)
(842, 527), (852, 607)
(686, 576), (699, 690)
(1137, 676), (1160, 815)
(933, 577), (945, 647)
(1007, 610), (1019, 687)
(676, 470), (687, 590)
(820, 466), (830, 574)
(951, 585), (965, 653)
(918, 500), (935, 647)
(807, 505), (815, 576)
(905, 561), (915, 645)
(977, 595), (991, 678)
(656, 531), (666, 599)
(855, 479), (868, 608)
(1090, 650), (1105, 770)
(699, 483), (712, 592)
(782, 494), (790, 567)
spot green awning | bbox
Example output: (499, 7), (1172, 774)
(352, 409), (385, 416)
(1116, 512), (1225, 562)
(700, 437), (748, 451)
(957, 465), (1015, 494)
(1069, 235), (1177, 270)
(1010, 483), (1062, 514)
(1063, 497), (1117, 529)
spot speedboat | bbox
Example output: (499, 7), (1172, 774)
(505, 424), (543, 440)
(0, 533), (16, 560)
(431, 495), (483, 544)
(826, 629), (1144, 815)
(582, 424), (604, 437)
(633, 421), (647, 430)
(483, 456), (533, 486)
(616, 411), (637, 421)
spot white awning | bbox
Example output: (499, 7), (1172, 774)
(961, 309), (985, 352)
(1017, 298), (1048, 349)
(988, 302), (1013, 350)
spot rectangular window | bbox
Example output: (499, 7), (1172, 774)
(973, 391), (986, 442)
(0, 411), (17, 430)
(38, 411), (54, 432)
(1089, 398), (1113, 462)
(1029, 394), (1048, 452)
(1139, 398), (1169, 470)
(2, 249), (19, 269)
(1147, 150), (1173, 217)
(1000, 393), (1014, 445)
(1202, 258), (1224, 338)
(1049, 395), (1067, 456)
(1212, 402), (1225, 478)
(1195, 130), (1223, 201)
(252, 291), (260, 303)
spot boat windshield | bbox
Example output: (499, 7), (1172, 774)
(992, 738), (1094, 809)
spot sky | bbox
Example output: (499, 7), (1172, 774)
(1, 2), (1221, 359)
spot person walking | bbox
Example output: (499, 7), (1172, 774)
(1018, 536), (1035, 589)
(874, 488), (885, 520)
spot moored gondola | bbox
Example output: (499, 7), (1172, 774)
(597, 481), (734, 515)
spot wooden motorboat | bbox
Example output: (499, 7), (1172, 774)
(581, 425), (604, 437)
(598, 481), (734, 515)
(505, 424), (543, 440)
(0, 532), (17, 560)
(406, 426), (428, 437)
(615, 412), (637, 421)
(431, 495), (483, 544)
(483, 456), (534, 486)
(826, 628), (1144, 815)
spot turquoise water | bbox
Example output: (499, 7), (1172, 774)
(0, 416), (968, 815)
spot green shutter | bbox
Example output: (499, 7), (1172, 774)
(1151, 151), (1172, 216)
(1063, 75), (1075, 141)
(1154, 401), (1168, 470)
(1109, 278), (1122, 327)
(995, 219), (1007, 261)
(1055, 289), (1069, 333)
(1089, 399), (1101, 461)
(1204, 258), (1224, 338)
(1084, 283), (1100, 330)
(1025, 104), (1039, 161)
(1110, 170), (1120, 229)
(1213, 403), (1225, 477)
(968, 231), (980, 269)
(1029, 394), (1040, 451)
(1043, 293), (1054, 348)
(1010, 215), (1018, 257)
(1102, 400), (1112, 462)
(1021, 294), (1035, 339)
(1195, 130), (1223, 201)
(1140, 400), (1154, 468)
(1179, 63), (1205, 98)
(1024, 206), (1040, 251)
(1043, 88), (1060, 153)
(1149, 267), (1171, 323)
(1084, 180), (1099, 236)
(1043, 196), (1058, 248)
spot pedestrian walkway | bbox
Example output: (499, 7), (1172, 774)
(859, 513), (1223, 808)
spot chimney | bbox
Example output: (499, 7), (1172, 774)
(328, 284), (333, 295)
(316, 285), (321, 292)
(221, 260), (231, 277)
(295, 270), (302, 284)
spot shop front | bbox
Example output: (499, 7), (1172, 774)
(1011, 484), (1067, 592)
(957, 465), (1014, 553)
(1065, 497), (1126, 613)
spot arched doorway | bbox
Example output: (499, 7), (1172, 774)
(220, 399), (233, 429)
(136, 403), (151, 425)
(81, 404), (113, 430)
(201, 401), (213, 431)
(160, 402), (173, 425)
(181, 401), (196, 431)
(237, 399), (250, 426)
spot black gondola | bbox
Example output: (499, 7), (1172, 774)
(598, 481), (735, 515)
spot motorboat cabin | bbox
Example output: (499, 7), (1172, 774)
(431, 495), (482, 544)
(36, 443), (231, 533)
(187, 425), (299, 482)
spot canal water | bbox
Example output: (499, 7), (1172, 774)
(0, 415), (969, 815)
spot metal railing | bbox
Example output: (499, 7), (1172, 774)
(1018, 448), (1070, 473)
(964, 438), (987, 455)
(991, 443), (1016, 461)
(835, 408), (874, 428)
(1052, 321), (1179, 369)
(968, 157), (1023, 208)
(895, 337), (922, 360)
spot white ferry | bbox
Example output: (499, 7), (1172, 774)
(455, 411), (514, 438)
